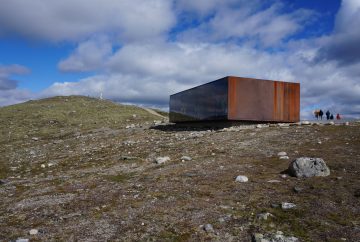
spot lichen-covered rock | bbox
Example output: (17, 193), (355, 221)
(288, 157), (330, 177)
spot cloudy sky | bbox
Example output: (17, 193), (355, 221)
(0, 0), (359, 119)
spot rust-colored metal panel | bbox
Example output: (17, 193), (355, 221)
(228, 77), (274, 121)
(228, 76), (299, 122)
(169, 76), (300, 123)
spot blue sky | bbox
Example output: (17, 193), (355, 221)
(0, 0), (359, 119)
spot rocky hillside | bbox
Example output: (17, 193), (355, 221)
(0, 96), (359, 241)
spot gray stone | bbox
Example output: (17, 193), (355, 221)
(277, 151), (287, 156)
(281, 202), (296, 209)
(252, 233), (268, 242)
(235, 175), (249, 182)
(293, 186), (303, 193)
(31, 137), (39, 141)
(272, 231), (299, 242)
(203, 224), (215, 233)
(29, 229), (38, 235)
(180, 156), (192, 161)
(155, 156), (170, 164)
(271, 203), (280, 208)
(288, 157), (330, 178)
(301, 121), (311, 125)
(254, 231), (298, 242)
(16, 239), (29, 242)
(257, 212), (274, 220)
(279, 156), (289, 160)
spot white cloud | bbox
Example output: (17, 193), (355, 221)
(317, 0), (360, 64)
(0, 64), (33, 106)
(0, 0), (175, 42)
(58, 36), (112, 72)
(0, 64), (30, 90)
(176, 2), (315, 47)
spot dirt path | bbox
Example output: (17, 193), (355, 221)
(141, 107), (167, 119)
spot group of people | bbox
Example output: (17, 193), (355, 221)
(314, 109), (341, 120)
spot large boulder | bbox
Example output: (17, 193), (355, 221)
(288, 157), (330, 178)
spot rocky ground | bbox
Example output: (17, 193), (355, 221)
(0, 96), (359, 242)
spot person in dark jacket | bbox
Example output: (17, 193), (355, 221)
(326, 110), (330, 120)
(319, 109), (324, 120)
(330, 114), (334, 120)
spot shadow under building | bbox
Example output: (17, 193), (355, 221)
(169, 76), (300, 123)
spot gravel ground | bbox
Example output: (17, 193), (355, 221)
(0, 97), (359, 241)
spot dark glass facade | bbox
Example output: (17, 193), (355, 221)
(169, 77), (228, 122)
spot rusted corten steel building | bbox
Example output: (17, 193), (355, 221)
(169, 76), (300, 123)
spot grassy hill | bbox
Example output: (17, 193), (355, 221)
(0, 95), (164, 144)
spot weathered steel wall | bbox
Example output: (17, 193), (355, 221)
(169, 77), (228, 122)
(228, 77), (300, 122)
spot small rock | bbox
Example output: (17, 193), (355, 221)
(16, 239), (29, 242)
(218, 217), (226, 223)
(271, 203), (280, 208)
(155, 156), (170, 164)
(317, 141), (322, 144)
(31, 137), (39, 141)
(203, 224), (215, 233)
(293, 186), (303, 193)
(235, 175), (248, 182)
(280, 174), (288, 179)
(125, 124), (136, 129)
(267, 180), (281, 183)
(279, 156), (289, 160)
(0, 179), (6, 185)
(344, 122), (349, 126)
(257, 212), (274, 220)
(281, 202), (296, 209)
(301, 121), (310, 125)
(29, 229), (38, 235)
(252, 233), (267, 242)
(40, 164), (46, 168)
(181, 156), (192, 161)
(288, 157), (330, 177)
(277, 151), (287, 156)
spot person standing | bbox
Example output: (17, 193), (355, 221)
(330, 114), (334, 120)
(326, 110), (330, 120)
(336, 113), (341, 120)
(319, 109), (324, 120)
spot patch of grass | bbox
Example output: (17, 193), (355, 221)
(327, 212), (352, 226)
(157, 229), (191, 241)
(0, 161), (10, 179)
(105, 172), (136, 183)
(269, 208), (309, 239)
